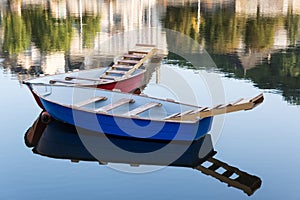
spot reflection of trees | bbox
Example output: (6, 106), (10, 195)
(245, 49), (300, 105)
(211, 49), (300, 105)
(163, 5), (246, 54)
(244, 16), (277, 51)
(200, 9), (245, 54)
(22, 6), (73, 52)
(163, 6), (201, 44)
(163, 4), (300, 105)
(2, 12), (30, 55)
(1, 5), (101, 54)
(163, 4), (300, 54)
(74, 15), (101, 48)
(285, 10), (300, 46)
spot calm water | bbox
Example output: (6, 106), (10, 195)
(1, 0), (300, 199)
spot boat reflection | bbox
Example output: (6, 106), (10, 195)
(25, 113), (262, 196)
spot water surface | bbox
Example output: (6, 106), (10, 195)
(1, 0), (300, 199)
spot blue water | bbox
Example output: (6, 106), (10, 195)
(1, 0), (300, 199)
(1, 66), (300, 199)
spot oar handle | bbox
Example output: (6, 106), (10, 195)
(168, 93), (264, 121)
(199, 93), (264, 118)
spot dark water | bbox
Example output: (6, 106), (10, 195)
(1, 0), (300, 199)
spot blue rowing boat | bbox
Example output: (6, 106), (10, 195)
(30, 84), (264, 141)
(25, 113), (215, 166)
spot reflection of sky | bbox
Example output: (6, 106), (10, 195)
(144, 64), (217, 106)
(217, 92), (300, 199)
(0, 0), (300, 198)
(1, 64), (300, 199)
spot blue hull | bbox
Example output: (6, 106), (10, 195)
(40, 98), (213, 141)
(32, 116), (215, 167)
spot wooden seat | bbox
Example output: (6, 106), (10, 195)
(128, 50), (149, 54)
(112, 65), (133, 70)
(163, 112), (180, 119)
(124, 102), (162, 116)
(118, 59), (140, 65)
(163, 109), (196, 119)
(123, 54), (144, 59)
(135, 44), (156, 47)
(176, 109), (195, 117)
(98, 77), (115, 82)
(105, 70), (127, 75)
(95, 98), (135, 112)
(100, 75), (119, 80)
(74, 96), (107, 107)
(164, 107), (207, 120)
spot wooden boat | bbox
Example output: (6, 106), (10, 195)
(30, 84), (264, 141)
(25, 113), (215, 165)
(23, 44), (157, 108)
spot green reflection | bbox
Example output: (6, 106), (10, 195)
(1, 4), (101, 54)
(199, 8), (245, 54)
(164, 4), (300, 53)
(75, 15), (101, 48)
(1, 1), (300, 105)
(163, 5), (246, 54)
(246, 49), (300, 105)
(244, 16), (277, 51)
(2, 12), (30, 55)
(163, 4), (300, 105)
(285, 10), (300, 46)
(21, 6), (73, 52)
(163, 6), (201, 42)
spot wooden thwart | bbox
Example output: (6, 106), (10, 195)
(96, 98), (135, 112)
(177, 109), (195, 117)
(101, 45), (157, 79)
(125, 102), (162, 116)
(105, 70), (127, 75)
(118, 59), (140, 65)
(128, 50), (150, 54)
(167, 94), (264, 121)
(135, 44), (156, 47)
(74, 96), (107, 107)
(112, 65), (133, 70)
(100, 75), (119, 80)
(124, 48), (157, 77)
(123, 54), (144, 59)
(164, 112), (180, 119)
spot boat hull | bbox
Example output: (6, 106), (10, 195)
(40, 98), (213, 142)
(30, 116), (215, 167)
(96, 71), (144, 92)
(25, 68), (145, 109)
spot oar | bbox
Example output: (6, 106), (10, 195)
(65, 76), (113, 82)
(168, 93), (264, 121)
(49, 79), (77, 84)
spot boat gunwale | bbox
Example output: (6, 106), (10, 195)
(23, 67), (146, 86)
(33, 84), (205, 124)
